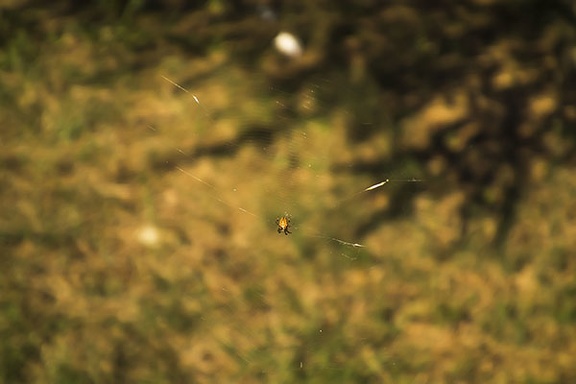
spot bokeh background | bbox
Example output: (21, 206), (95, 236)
(2, 0), (576, 382)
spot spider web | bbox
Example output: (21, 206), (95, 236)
(155, 68), (417, 263)
(142, 60), (421, 378)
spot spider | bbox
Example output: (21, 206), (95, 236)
(276, 215), (291, 235)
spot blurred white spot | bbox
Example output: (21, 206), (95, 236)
(137, 224), (160, 247)
(274, 31), (303, 58)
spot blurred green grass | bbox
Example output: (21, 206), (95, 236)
(2, 3), (576, 383)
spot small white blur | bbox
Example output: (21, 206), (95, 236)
(274, 31), (303, 58)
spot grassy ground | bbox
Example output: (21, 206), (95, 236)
(2, 3), (576, 383)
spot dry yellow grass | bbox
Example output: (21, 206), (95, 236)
(2, 4), (576, 383)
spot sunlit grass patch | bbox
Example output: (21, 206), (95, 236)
(2, 4), (576, 383)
